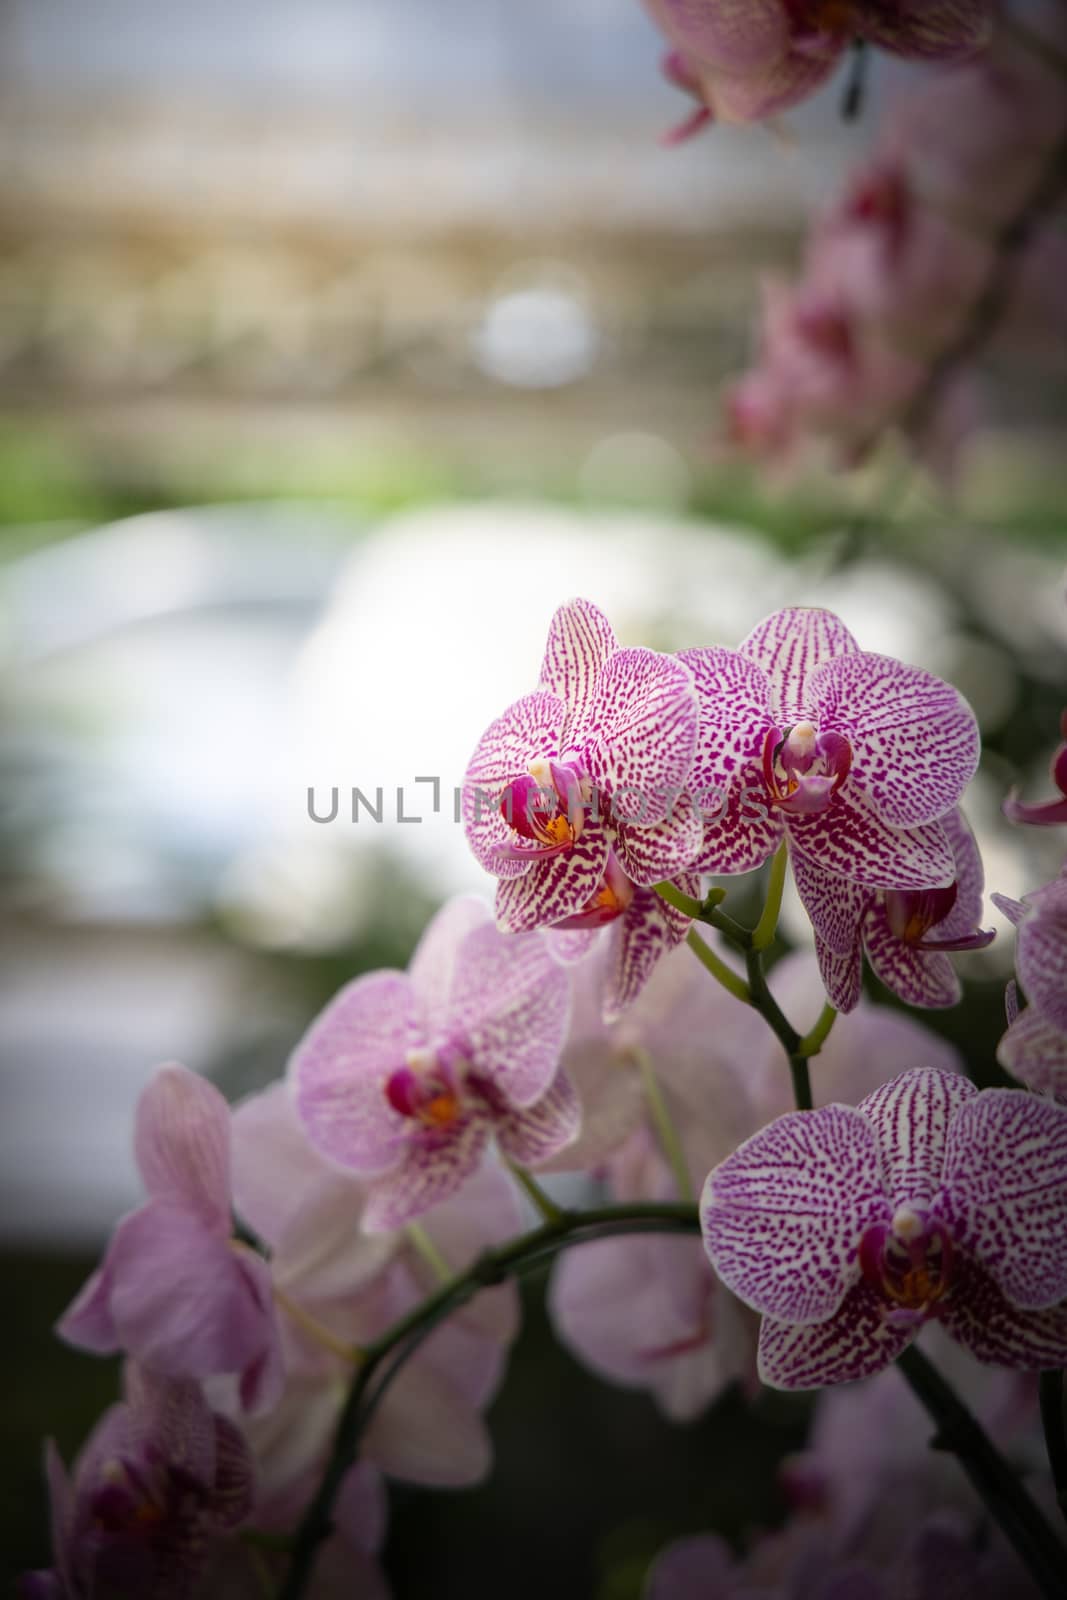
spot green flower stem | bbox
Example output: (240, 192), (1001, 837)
(406, 1222), (454, 1284)
(751, 844), (788, 952)
(505, 1159), (566, 1224)
(797, 1003), (837, 1059)
(276, 1202), (700, 1600)
(634, 1046), (695, 1203)
(685, 926), (751, 1004)
(652, 880), (704, 920)
(899, 1345), (1067, 1599)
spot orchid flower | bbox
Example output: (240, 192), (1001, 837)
(22, 1365), (253, 1600)
(994, 871), (1067, 1102)
(463, 599), (701, 935)
(57, 1065), (283, 1413)
(682, 608), (979, 899)
(702, 1068), (1067, 1387)
(291, 896), (577, 1229)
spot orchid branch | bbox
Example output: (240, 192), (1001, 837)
(276, 1200), (701, 1600)
(899, 1345), (1067, 1599)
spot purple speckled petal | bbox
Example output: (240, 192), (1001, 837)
(539, 598), (617, 744)
(647, 0), (788, 73)
(134, 1065), (232, 1233)
(124, 1364), (216, 1487)
(813, 653), (979, 830)
(860, 1), (993, 61)
(362, 1115), (491, 1232)
(613, 792), (704, 886)
(991, 891), (1026, 927)
(858, 1068), (976, 1214)
(938, 809), (986, 937)
(791, 848), (869, 956)
(814, 932), (864, 1014)
(1016, 877), (1067, 1031)
(451, 923), (570, 1108)
(739, 608), (859, 725)
(863, 904), (960, 1008)
(462, 691), (567, 878)
(602, 875), (698, 1023)
(677, 645), (773, 791)
(691, 765), (785, 874)
(208, 1415), (257, 1529)
(494, 824), (611, 932)
(788, 795), (954, 892)
(408, 896), (492, 1029)
(937, 1090), (1067, 1311)
(996, 1007), (1067, 1102)
(939, 1257), (1067, 1370)
(290, 971), (420, 1174)
(701, 1105), (889, 1324)
(757, 1282), (915, 1389)
(497, 1068), (582, 1167)
(585, 648), (699, 829)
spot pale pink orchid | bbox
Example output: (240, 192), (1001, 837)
(57, 1065), (284, 1414)
(291, 896), (577, 1230)
(230, 1081), (522, 1492)
(682, 607), (978, 895)
(796, 807), (995, 1013)
(21, 1365), (253, 1600)
(642, 0), (992, 136)
(463, 598), (702, 935)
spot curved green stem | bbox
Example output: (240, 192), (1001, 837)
(276, 1201), (700, 1600)
(653, 880), (704, 920)
(797, 1002), (837, 1059)
(899, 1345), (1067, 1598)
(506, 1159), (565, 1224)
(751, 844), (788, 952)
(685, 926), (750, 1003)
(634, 1046), (694, 1202)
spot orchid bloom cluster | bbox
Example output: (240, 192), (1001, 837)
(24, 599), (1067, 1600)
(717, 4), (1067, 474)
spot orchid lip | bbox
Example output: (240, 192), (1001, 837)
(761, 723), (852, 816)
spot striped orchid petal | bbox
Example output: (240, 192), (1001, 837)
(739, 607), (859, 725)
(701, 1105), (888, 1325)
(812, 652), (979, 829)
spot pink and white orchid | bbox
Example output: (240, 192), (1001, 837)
(702, 1068), (1067, 1388)
(290, 897), (577, 1230)
(682, 607), (979, 898)
(463, 599), (701, 936)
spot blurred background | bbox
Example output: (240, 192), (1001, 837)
(1, 1), (1065, 1594)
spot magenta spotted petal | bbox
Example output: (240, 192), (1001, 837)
(858, 1068), (976, 1214)
(603, 874), (698, 1023)
(789, 795), (954, 892)
(539, 595), (618, 744)
(792, 848), (869, 957)
(757, 1281), (914, 1389)
(811, 652), (979, 830)
(494, 825), (611, 931)
(463, 691), (567, 878)
(739, 606), (859, 725)
(497, 1069), (581, 1167)
(936, 1258), (1067, 1369)
(701, 1105), (889, 1325)
(997, 1007), (1067, 1102)
(1015, 874), (1067, 1032)
(936, 1090), (1067, 1311)
(360, 1115), (492, 1234)
(585, 645), (699, 830)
